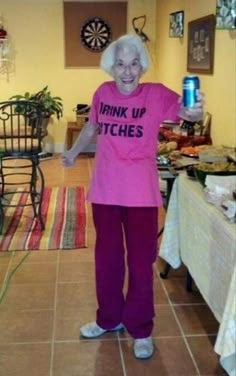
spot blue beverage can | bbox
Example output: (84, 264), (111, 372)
(182, 76), (200, 107)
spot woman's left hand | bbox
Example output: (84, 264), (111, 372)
(178, 90), (205, 122)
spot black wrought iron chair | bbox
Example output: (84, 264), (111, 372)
(0, 100), (46, 234)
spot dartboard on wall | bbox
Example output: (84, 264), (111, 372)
(80, 17), (112, 52)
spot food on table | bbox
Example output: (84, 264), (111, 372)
(169, 150), (182, 160)
(196, 161), (236, 172)
(158, 141), (177, 155)
(198, 146), (235, 162)
(194, 161), (236, 186)
(180, 144), (211, 157)
(180, 146), (199, 156)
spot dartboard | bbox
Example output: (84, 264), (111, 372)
(80, 17), (112, 52)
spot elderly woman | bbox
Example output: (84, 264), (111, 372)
(63, 34), (204, 359)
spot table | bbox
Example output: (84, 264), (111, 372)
(66, 120), (96, 152)
(67, 120), (86, 149)
(159, 174), (236, 376)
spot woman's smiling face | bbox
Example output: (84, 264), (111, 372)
(112, 45), (143, 95)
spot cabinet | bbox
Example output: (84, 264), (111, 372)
(66, 121), (97, 153)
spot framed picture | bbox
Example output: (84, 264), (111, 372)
(187, 14), (215, 74)
(216, 0), (236, 29)
(169, 11), (184, 37)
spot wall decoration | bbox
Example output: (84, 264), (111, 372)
(132, 15), (150, 42)
(80, 17), (112, 52)
(216, 0), (236, 29)
(64, 1), (127, 67)
(169, 11), (184, 37)
(0, 16), (12, 80)
(187, 14), (215, 74)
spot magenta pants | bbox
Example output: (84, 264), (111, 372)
(92, 203), (158, 339)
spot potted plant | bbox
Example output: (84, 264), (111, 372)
(10, 85), (63, 120)
(9, 87), (63, 155)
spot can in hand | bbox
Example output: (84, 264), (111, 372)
(182, 76), (200, 108)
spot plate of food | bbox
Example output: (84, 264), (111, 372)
(180, 145), (213, 159)
(180, 146), (200, 158)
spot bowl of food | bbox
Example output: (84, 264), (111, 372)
(194, 162), (236, 186)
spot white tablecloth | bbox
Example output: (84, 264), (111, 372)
(159, 174), (236, 376)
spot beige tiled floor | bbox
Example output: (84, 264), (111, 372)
(0, 156), (227, 375)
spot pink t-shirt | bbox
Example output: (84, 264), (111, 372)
(87, 81), (180, 207)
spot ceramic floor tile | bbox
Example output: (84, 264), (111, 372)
(0, 343), (51, 376)
(8, 261), (57, 284)
(0, 252), (12, 287)
(153, 305), (182, 337)
(56, 282), (97, 317)
(0, 309), (54, 343)
(153, 275), (169, 305)
(59, 248), (94, 263)
(119, 305), (181, 339)
(0, 251), (12, 264)
(0, 283), (55, 312)
(54, 305), (96, 341)
(53, 341), (124, 376)
(12, 250), (59, 263)
(161, 276), (205, 304)
(0, 264), (8, 285)
(57, 261), (95, 282)
(186, 335), (228, 375)
(174, 304), (219, 335)
(120, 337), (197, 376)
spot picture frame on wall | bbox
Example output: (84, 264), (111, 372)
(169, 11), (184, 37)
(216, 0), (236, 29)
(187, 14), (215, 74)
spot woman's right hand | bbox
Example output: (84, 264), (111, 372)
(62, 121), (97, 167)
(62, 150), (76, 167)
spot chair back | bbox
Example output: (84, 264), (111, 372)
(0, 100), (45, 157)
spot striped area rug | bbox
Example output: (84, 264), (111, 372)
(0, 186), (87, 251)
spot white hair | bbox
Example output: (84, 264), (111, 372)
(100, 34), (150, 75)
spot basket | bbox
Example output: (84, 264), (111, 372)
(76, 114), (88, 130)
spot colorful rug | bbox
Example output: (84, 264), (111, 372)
(0, 186), (87, 251)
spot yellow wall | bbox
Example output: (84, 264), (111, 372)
(0, 0), (235, 148)
(155, 0), (236, 147)
(0, 0), (156, 151)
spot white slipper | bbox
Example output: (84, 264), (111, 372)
(80, 321), (124, 338)
(134, 337), (154, 359)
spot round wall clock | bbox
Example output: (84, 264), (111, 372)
(80, 17), (112, 52)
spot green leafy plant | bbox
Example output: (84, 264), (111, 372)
(10, 86), (63, 119)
